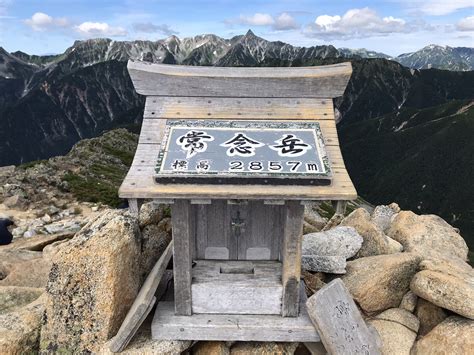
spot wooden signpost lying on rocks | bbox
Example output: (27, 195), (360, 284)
(118, 60), (356, 343)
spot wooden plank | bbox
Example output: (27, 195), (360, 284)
(191, 260), (282, 314)
(128, 61), (352, 98)
(108, 241), (173, 353)
(306, 279), (381, 355)
(171, 200), (194, 315)
(281, 200), (304, 317)
(119, 175), (357, 201)
(151, 301), (320, 342)
(144, 97), (335, 120)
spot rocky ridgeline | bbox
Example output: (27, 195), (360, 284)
(0, 199), (472, 354)
(0, 128), (138, 239)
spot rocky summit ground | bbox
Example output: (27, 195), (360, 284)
(0, 129), (473, 354)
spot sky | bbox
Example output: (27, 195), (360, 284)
(0, 0), (473, 56)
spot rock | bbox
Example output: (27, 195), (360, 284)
(0, 232), (74, 252)
(3, 194), (27, 210)
(230, 342), (298, 354)
(341, 253), (421, 313)
(387, 211), (468, 260)
(411, 316), (474, 355)
(194, 341), (230, 355)
(0, 256), (52, 288)
(41, 214), (52, 223)
(40, 209), (171, 353)
(0, 294), (45, 354)
(370, 204), (399, 232)
(368, 308), (419, 355)
(304, 206), (327, 231)
(321, 213), (344, 231)
(303, 221), (320, 234)
(340, 208), (403, 257)
(0, 286), (43, 314)
(23, 229), (36, 238)
(139, 202), (165, 228)
(301, 226), (363, 273)
(139, 221), (172, 282)
(410, 258), (474, 319)
(302, 270), (326, 296)
(415, 298), (448, 336)
(44, 220), (82, 234)
(399, 290), (418, 313)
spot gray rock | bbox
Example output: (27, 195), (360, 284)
(301, 226), (363, 273)
(302, 255), (347, 274)
(399, 290), (418, 313)
(302, 226), (363, 258)
(139, 202), (165, 228)
(370, 204), (399, 232)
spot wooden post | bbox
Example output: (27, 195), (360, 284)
(128, 198), (143, 217)
(171, 199), (194, 315)
(281, 200), (304, 317)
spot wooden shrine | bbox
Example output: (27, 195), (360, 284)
(119, 60), (356, 342)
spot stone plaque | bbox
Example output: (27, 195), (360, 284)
(155, 120), (332, 185)
(306, 279), (381, 355)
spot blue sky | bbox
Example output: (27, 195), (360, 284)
(0, 0), (473, 56)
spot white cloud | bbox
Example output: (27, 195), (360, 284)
(305, 8), (413, 40)
(457, 16), (474, 31)
(233, 12), (299, 30)
(239, 13), (275, 26)
(75, 22), (127, 37)
(403, 0), (473, 16)
(24, 12), (69, 31)
(273, 13), (299, 31)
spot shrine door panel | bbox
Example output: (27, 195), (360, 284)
(195, 201), (284, 261)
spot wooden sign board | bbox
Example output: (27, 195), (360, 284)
(306, 279), (381, 355)
(155, 120), (332, 186)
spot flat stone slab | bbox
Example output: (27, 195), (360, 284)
(306, 278), (381, 355)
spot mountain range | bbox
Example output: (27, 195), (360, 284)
(0, 30), (473, 248)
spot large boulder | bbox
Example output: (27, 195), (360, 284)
(387, 211), (468, 260)
(368, 308), (419, 355)
(40, 209), (171, 353)
(0, 294), (45, 354)
(412, 316), (474, 355)
(301, 226), (363, 273)
(341, 253), (421, 313)
(340, 208), (402, 258)
(0, 257), (52, 288)
(410, 257), (474, 319)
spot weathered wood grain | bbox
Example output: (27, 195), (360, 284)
(281, 201), (304, 317)
(151, 301), (320, 342)
(306, 279), (381, 355)
(144, 97), (335, 120)
(108, 241), (173, 353)
(128, 198), (143, 217)
(171, 200), (194, 315)
(128, 61), (352, 98)
(191, 260), (282, 314)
